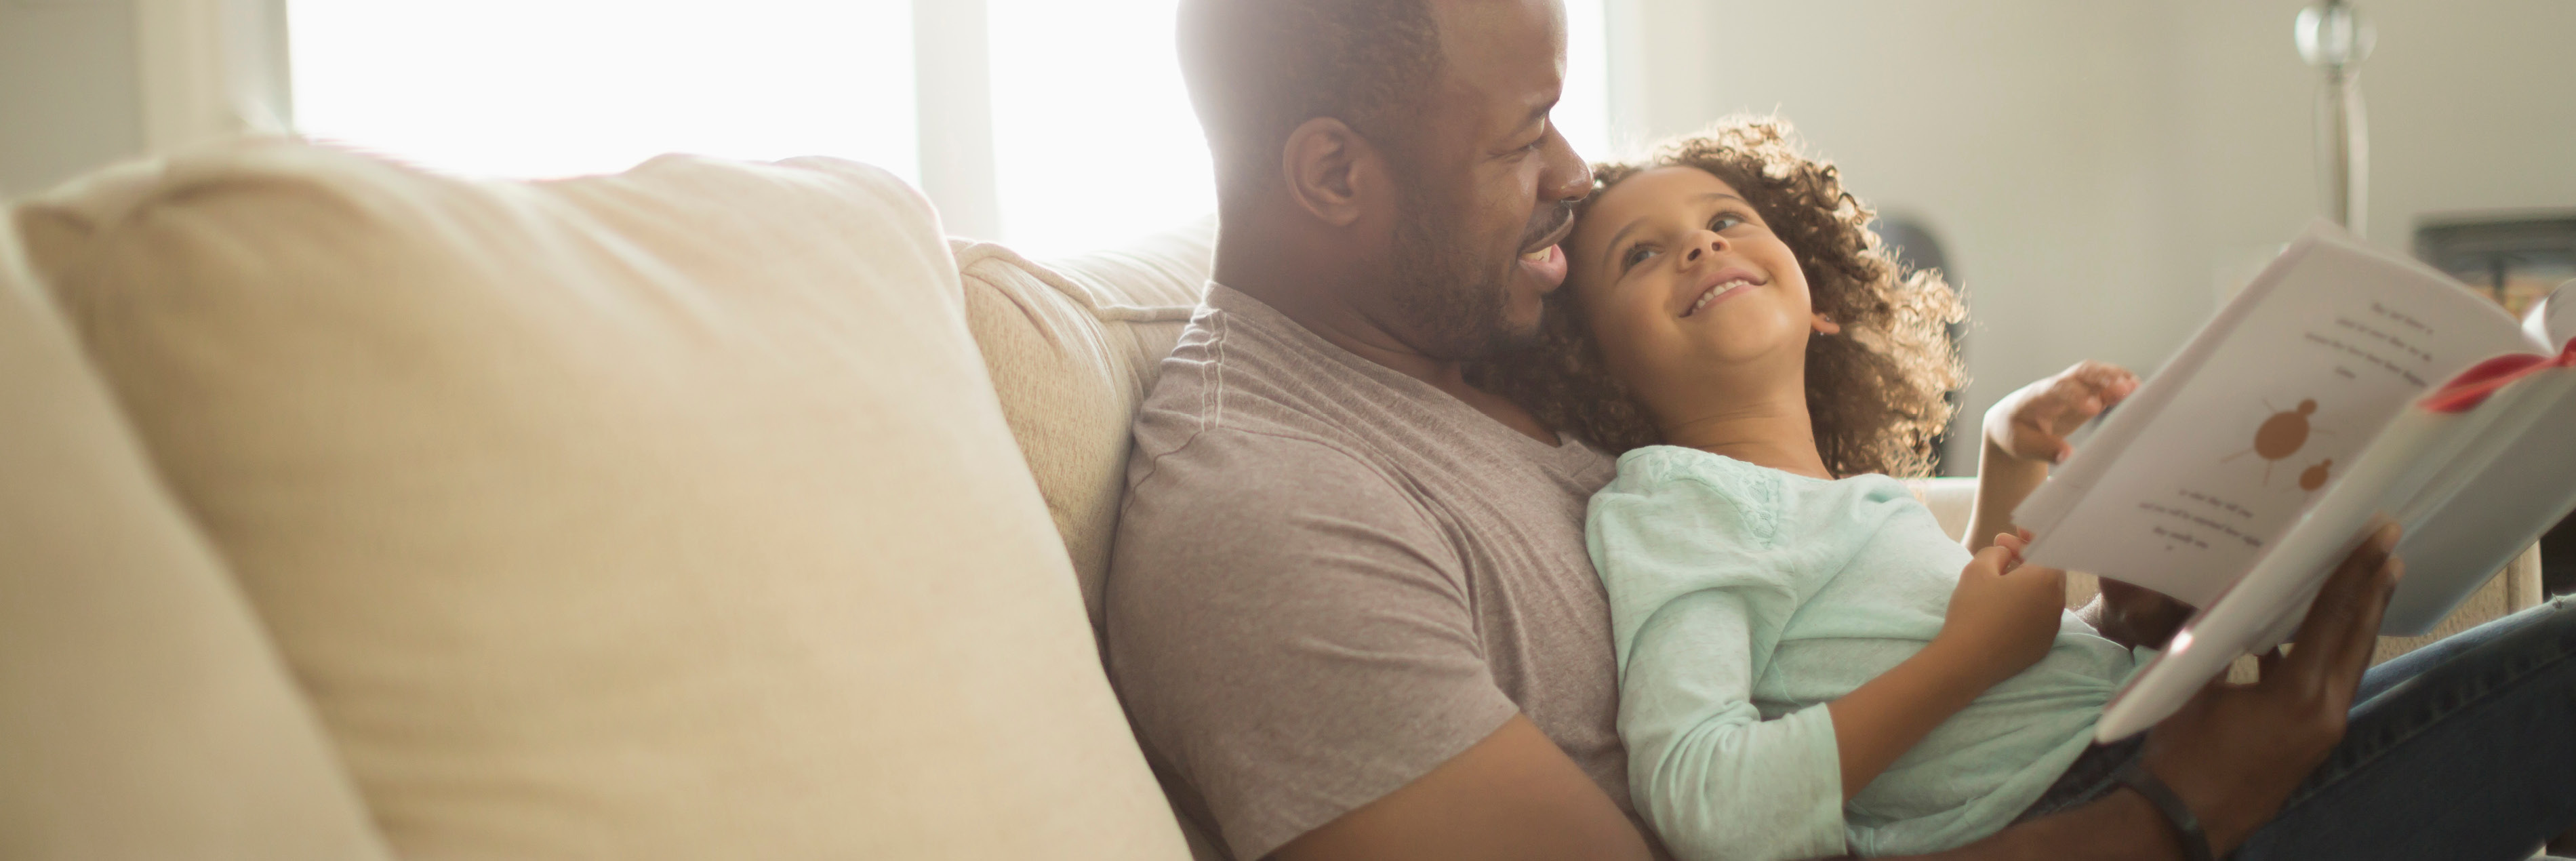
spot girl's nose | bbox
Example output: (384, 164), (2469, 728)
(1682, 233), (1727, 264)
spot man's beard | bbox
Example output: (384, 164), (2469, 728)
(1385, 177), (1558, 361)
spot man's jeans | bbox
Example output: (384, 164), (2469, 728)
(2023, 595), (2576, 860)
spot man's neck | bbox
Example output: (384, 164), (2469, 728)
(1657, 387), (1831, 479)
(1215, 241), (1557, 445)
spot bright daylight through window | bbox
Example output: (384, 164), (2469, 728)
(986, 0), (1607, 258)
(289, 1), (919, 182)
(289, 0), (1605, 258)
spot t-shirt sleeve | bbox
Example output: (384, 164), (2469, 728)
(1106, 430), (1518, 861)
(1587, 457), (1847, 861)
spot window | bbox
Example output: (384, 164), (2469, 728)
(288, 1), (1607, 256)
(289, 0), (918, 182)
(980, 0), (1605, 258)
(1559, 0), (1610, 161)
(984, 0), (1211, 258)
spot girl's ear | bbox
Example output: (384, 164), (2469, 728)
(1812, 313), (1842, 336)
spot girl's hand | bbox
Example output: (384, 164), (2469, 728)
(1932, 531), (2067, 685)
(1983, 361), (2140, 465)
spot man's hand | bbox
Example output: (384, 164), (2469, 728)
(2136, 522), (2404, 854)
(2082, 579), (2196, 652)
(1984, 361), (2139, 465)
(1885, 523), (2402, 861)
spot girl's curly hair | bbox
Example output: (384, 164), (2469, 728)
(1471, 118), (1965, 478)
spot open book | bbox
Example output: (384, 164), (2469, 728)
(2009, 222), (2576, 742)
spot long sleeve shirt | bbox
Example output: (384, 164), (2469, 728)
(1589, 446), (2139, 860)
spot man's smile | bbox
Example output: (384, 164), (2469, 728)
(1518, 243), (1569, 290)
(1516, 205), (1578, 290)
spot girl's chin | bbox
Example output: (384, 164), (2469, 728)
(1678, 324), (1807, 364)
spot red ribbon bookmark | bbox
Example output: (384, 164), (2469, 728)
(2419, 340), (2576, 414)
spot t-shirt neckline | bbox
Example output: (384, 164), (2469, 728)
(1203, 281), (1590, 464)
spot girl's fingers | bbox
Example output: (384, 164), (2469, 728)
(1967, 544), (2015, 575)
(2015, 563), (2067, 582)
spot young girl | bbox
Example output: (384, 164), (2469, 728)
(1474, 120), (2150, 860)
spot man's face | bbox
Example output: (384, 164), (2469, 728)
(1379, 0), (1592, 361)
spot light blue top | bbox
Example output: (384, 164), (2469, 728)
(1590, 446), (2139, 860)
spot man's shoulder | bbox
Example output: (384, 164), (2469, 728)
(1123, 420), (1420, 534)
(1128, 306), (1411, 492)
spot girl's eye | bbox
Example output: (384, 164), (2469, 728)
(1621, 245), (1658, 270)
(1709, 213), (1746, 232)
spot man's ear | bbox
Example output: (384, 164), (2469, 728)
(1812, 313), (1842, 336)
(1280, 117), (1379, 227)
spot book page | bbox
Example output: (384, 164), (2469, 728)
(2531, 280), (2575, 351)
(2021, 231), (2529, 607)
(2099, 359), (2576, 740)
(2379, 369), (2576, 632)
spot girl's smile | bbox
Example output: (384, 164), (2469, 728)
(1681, 268), (1767, 318)
(1562, 165), (1831, 426)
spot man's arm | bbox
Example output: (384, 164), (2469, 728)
(1266, 524), (2398, 861)
(1110, 430), (1642, 860)
(1897, 523), (2405, 861)
(1272, 716), (1655, 861)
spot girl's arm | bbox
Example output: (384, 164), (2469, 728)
(1964, 439), (2051, 552)
(1963, 361), (2139, 551)
(1594, 459), (2062, 858)
(1828, 539), (2066, 798)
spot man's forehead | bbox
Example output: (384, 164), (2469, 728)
(1427, 0), (1565, 127)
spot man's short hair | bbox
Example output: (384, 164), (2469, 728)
(1178, 0), (1446, 202)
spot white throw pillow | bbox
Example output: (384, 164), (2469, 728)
(0, 220), (388, 861)
(955, 221), (1211, 630)
(16, 140), (1188, 861)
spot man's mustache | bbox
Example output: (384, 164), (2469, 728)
(1518, 202), (1576, 253)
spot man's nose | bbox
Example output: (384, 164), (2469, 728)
(1541, 126), (1591, 203)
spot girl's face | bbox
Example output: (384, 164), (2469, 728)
(1565, 166), (1832, 413)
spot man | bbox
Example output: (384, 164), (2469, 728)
(1104, 2), (2567, 860)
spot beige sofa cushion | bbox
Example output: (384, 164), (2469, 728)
(955, 222), (1211, 628)
(0, 222), (387, 861)
(16, 140), (1187, 861)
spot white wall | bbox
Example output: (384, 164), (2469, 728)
(1, 0), (146, 199)
(1613, 0), (2576, 471)
(3, 0), (287, 199)
(2162, 0), (2576, 275)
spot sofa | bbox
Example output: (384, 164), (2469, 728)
(0, 140), (2541, 860)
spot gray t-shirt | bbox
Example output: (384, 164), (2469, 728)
(1104, 284), (1641, 860)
